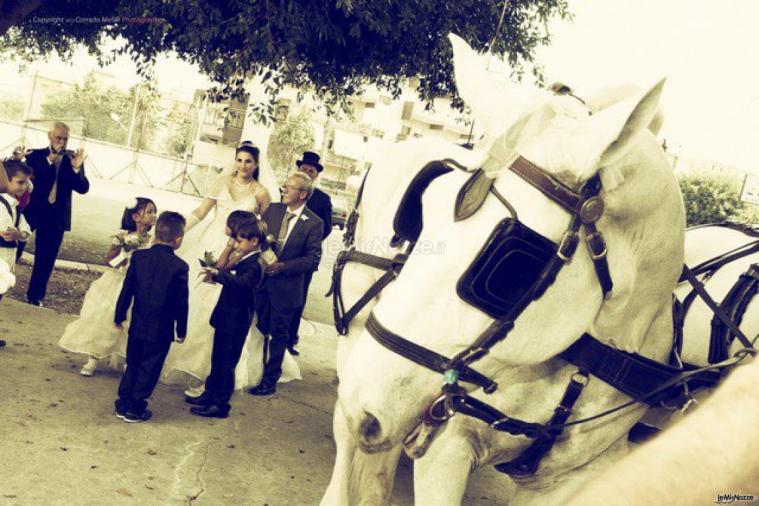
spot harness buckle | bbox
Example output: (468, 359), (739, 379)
(557, 230), (579, 261)
(579, 196), (604, 224)
(585, 230), (608, 260)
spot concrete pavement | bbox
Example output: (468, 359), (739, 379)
(0, 297), (512, 505)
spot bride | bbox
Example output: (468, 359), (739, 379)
(160, 142), (301, 389)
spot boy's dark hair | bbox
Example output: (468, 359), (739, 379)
(121, 197), (156, 232)
(155, 211), (186, 243)
(236, 219), (269, 250)
(226, 210), (255, 236)
(3, 159), (32, 180)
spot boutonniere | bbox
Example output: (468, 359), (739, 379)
(299, 214), (309, 221)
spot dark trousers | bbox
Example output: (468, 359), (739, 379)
(16, 240), (25, 262)
(204, 328), (247, 410)
(288, 271), (313, 348)
(27, 223), (64, 302)
(262, 297), (297, 387)
(116, 336), (171, 414)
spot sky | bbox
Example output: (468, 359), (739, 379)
(536, 0), (759, 173)
(0, 0), (757, 172)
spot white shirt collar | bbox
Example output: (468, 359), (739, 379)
(238, 249), (260, 263)
(286, 202), (307, 219)
(0, 193), (19, 207)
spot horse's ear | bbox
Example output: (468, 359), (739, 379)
(449, 33), (529, 138)
(579, 78), (667, 173)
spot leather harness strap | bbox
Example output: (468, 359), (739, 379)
(508, 156), (584, 214)
(367, 313), (498, 393)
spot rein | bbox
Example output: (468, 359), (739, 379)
(331, 152), (758, 477)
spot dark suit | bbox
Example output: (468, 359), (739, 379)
(258, 203), (322, 386)
(114, 244), (189, 415)
(23, 147), (89, 302)
(307, 187), (332, 240)
(288, 187), (333, 348)
(205, 253), (262, 410)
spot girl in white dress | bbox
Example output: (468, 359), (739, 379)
(160, 143), (302, 389)
(59, 197), (157, 376)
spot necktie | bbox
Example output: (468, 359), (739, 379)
(276, 212), (295, 253)
(48, 154), (62, 205)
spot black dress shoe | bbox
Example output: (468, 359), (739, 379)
(247, 383), (276, 396)
(190, 404), (229, 418)
(184, 393), (212, 406)
(0, 339), (6, 348)
(27, 299), (43, 307)
(287, 345), (300, 356)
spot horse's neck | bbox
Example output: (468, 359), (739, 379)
(589, 143), (684, 359)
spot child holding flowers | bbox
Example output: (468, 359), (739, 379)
(59, 197), (157, 376)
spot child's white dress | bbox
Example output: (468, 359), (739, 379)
(58, 230), (151, 361)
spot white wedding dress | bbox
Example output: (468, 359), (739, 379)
(160, 171), (301, 388)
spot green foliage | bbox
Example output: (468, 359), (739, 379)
(0, 97), (24, 120)
(267, 110), (315, 182)
(0, 0), (571, 121)
(41, 72), (130, 144)
(40, 73), (190, 156)
(679, 172), (759, 226)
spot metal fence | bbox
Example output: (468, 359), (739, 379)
(0, 118), (217, 196)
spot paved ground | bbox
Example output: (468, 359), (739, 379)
(0, 297), (513, 505)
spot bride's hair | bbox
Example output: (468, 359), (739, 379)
(121, 197), (156, 232)
(235, 144), (260, 181)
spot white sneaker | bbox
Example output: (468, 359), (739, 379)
(184, 384), (205, 398)
(80, 357), (98, 377)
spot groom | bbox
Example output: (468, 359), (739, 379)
(249, 172), (322, 396)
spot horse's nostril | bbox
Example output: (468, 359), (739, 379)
(359, 412), (383, 442)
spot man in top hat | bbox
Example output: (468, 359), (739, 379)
(288, 150), (332, 356)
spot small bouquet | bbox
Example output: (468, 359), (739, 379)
(260, 234), (278, 266)
(198, 251), (218, 268)
(195, 251), (219, 287)
(109, 232), (148, 267)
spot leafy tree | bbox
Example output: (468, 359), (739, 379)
(0, 0), (571, 121)
(268, 110), (315, 182)
(41, 72), (130, 144)
(163, 100), (193, 157)
(679, 172), (759, 226)
(0, 96), (24, 120)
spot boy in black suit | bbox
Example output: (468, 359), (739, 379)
(114, 212), (189, 423)
(187, 219), (266, 418)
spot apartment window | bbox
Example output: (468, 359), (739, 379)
(401, 125), (411, 136)
(364, 102), (375, 109)
(429, 124), (444, 131)
(379, 96), (392, 105)
(371, 129), (385, 139)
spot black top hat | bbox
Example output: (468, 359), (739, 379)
(296, 151), (323, 172)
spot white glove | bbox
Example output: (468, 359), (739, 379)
(184, 213), (200, 232)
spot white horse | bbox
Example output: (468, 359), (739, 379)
(334, 31), (686, 504)
(323, 34), (757, 504)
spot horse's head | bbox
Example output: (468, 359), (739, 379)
(339, 34), (684, 453)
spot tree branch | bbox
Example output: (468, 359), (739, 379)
(0, 0), (44, 37)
